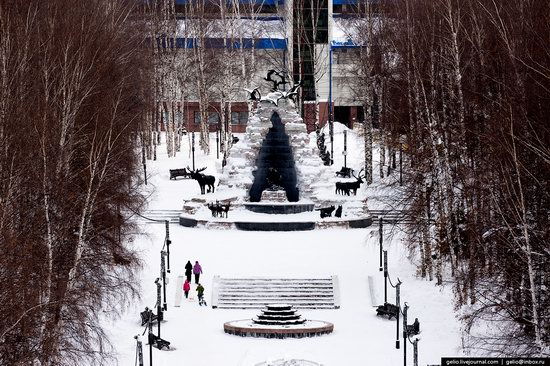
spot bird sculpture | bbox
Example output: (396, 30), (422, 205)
(278, 80), (302, 102)
(264, 69), (289, 91)
(243, 88), (283, 106)
(243, 87), (261, 102)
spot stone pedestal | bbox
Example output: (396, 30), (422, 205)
(260, 190), (287, 202)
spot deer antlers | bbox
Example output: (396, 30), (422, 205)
(187, 166), (207, 173)
(352, 168), (365, 180)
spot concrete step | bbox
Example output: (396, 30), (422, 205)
(219, 288), (334, 293)
(218, 294), (334, 304)
(218, 304), (337, 308)
(212, 276), (340, 309)
(139, 210), (180, 224)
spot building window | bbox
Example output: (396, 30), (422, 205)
(194, 112), (220, 125)
(231, 111), (249, 125)
(335, 49), (358, 64)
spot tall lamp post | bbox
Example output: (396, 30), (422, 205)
(379, 217), (383, 271)
(160, 251), (167, 311)
(395, 279), (402, 349)
(383, 250), (388, 302)
(328, 44), (334, 165)
(164, 220), (171, 273)
(147, 315), (153, 366)
(343, 130), (347, 168)
(134, 335), (144, 366)
(191, 131), (195, 171)
(403, 302), (409, 366)
(216, 127), (220, 159)
(155, 278), (162, 337)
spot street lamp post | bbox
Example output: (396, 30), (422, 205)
(155, 279), (162, 337)
(164, 221), (170, 273)
(134, 335), (144, 366)
(329, 44), (334, 166)
(413, 339), (419, 366)
(383, 250), (388, 303)
(379, 217), (383, 271)
(396, 279), (402, 350)
(191, 131), (195, 171)
(343, 130), (347, 168)
(216, 128), (220, 159)
(403, 302), (409, 366)
(147, 316), (153, 366)
(160, 251), (167, 311)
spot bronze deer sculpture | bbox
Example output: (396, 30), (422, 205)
(335, 169), (365, 196)
(188, 167), (215, 194)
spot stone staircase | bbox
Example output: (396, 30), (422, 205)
(212, 276), (340, 309)
(139, 210), (180, 224)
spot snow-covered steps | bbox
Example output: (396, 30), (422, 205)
(367, 209), (411, 224)
(140, 210), (180, 224)
(212, 276), (340, 309)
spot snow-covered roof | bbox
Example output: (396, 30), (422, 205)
(177, 18), (286, 39)
(332, 16), (380, 46)
(176, 0), (284, 5)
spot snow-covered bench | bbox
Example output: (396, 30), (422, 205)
(375, 302), (399, 319)
(169, 168), (192, 180)
(335, 167), (353, 178)
(148, 334), (170, 350)
(140, 308), (158, 326)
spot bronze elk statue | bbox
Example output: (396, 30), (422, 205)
(188, 167), (216, 194)
(335, 169), (365, 196)
(207, 201), (231, 218)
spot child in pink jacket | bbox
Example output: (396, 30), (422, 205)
(183, 278), (191, 298)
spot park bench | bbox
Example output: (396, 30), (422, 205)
(140, 308), (158, 326)
(169, 168), (192, 180)
(376, 302), (400, 319)
(335, 167), (354, 178)
(148, 333), (171, 350)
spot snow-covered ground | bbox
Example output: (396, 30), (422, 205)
(105, 123), (464, 365)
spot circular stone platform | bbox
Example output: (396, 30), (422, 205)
(224, 304), (333, 338)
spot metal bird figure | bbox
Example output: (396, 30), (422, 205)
(264, 70), (289, 92)
(273, 80), (302, 103)
(282, 80), (302, 102)
(244, 87), (283, 106)
(243, 87), (261, 101)
(262, 91), (283, 106)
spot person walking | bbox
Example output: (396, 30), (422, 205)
(185, 260), (193, 283)
(193, 261), (202, 284)
(196, 283), (205, 306)
(183, 278), (191, 299)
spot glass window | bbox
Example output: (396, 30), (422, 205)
(231, 111), (249, 125)
(208, 112), (220, 124)
(194, 112), (220, 125)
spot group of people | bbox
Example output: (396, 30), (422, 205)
(183, 260), (205, 305)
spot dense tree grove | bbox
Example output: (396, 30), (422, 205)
(371, 0), (550, 355)
(1, 0), (549, 362)
(0, 1), (152, 364)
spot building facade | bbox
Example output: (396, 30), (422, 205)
(157, 0), (367, 134)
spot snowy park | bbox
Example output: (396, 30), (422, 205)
(106, 121), (463, 366)
(2, 1), (549, 365)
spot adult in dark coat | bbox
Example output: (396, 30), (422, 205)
(185, 260), (193, 283)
